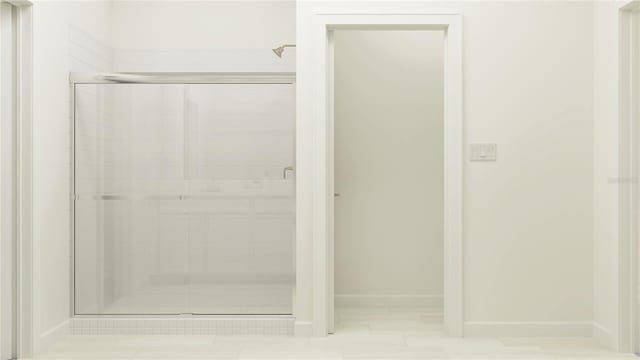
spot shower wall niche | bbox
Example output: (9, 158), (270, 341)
(73, 76), (295, 315)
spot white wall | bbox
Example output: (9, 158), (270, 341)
(461, 1), (593, 332)
(32, 0), (112, 352)
(110, 1), (295, 73)
(297, 1), (595, 337)
(333, 30), (444, 306)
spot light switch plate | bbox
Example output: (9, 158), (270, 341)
(470, 143), (497, 161)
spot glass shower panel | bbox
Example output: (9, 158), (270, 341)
(185, 85), (294, 314)
(74, 82), (295, 315)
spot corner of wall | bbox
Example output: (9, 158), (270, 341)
(592, 322), (616, 350)
(36, 319), (70, 355)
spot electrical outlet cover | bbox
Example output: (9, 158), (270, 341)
(470, 143), (497, 161)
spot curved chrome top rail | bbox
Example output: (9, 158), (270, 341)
(69, 72), (296, 84)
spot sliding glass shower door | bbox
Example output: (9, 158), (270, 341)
(73, 81), (295, 315)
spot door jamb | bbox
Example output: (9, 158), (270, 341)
(0, 0), (33, 357)
(620, 0), (640, 353)
(296, 6), (463, 337)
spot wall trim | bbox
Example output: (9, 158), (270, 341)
(335, 294), (443, 308)
(37, 320), (69, 355)
(0, 4), (18, 359)
(13, 1), (34, 358)
(294, 321), (313, 337)
(464, 321), (593, 338)
(619, 1), (640, 353)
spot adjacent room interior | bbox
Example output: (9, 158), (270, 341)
(333, 29), (445, 335)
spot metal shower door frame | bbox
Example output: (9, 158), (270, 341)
(69, 72), (296, 317)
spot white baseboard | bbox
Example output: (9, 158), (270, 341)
(464, 321), (593, 337)
(335, 294), (443, 308)
(294, 321), (313, 337)
(592, 322), (615, 349)
(37, 319), (70, 354)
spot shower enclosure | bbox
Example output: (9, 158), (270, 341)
(71, 73), (295, 316)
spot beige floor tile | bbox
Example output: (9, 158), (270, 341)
(28, 307), (636, 360)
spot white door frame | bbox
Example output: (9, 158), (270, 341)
(0, 3), (17, 358)
(296, 4), (463, 337)
(620, 1), (640, 353)
(0, 0), (33, 358)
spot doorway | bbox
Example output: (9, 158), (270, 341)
(332, 29), (445, 335)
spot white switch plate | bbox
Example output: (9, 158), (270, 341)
(470, 143), (497, 161)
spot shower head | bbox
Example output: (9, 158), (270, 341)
(272, 44), (296, 58)
(272, 46), (285, 58)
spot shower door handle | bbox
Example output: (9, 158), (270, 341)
(283, 166), (294, 179)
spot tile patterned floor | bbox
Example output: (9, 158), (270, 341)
(31, 307), (637, 360)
